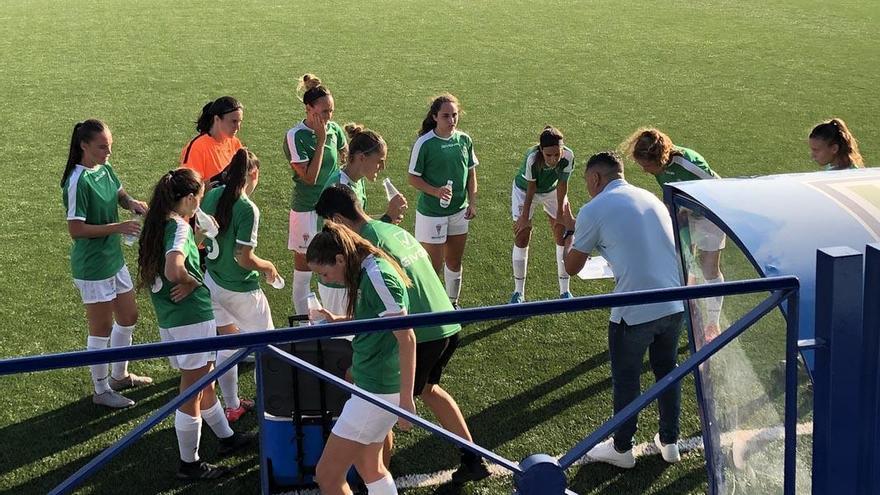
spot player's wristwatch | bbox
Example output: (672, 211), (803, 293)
(562, 229), (575, 240)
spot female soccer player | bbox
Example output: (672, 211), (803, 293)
(200, 148), (279, 422)
(61, 119), (153, 409)
(510, 126), (576, 303)
(137, 168), (250, 480)
(179, 96), (244, 185)
(285, 74), (348, 317)
(320, 123), (408, 316)
(809, 118), (864, 170)
(307, 222), (416, 495)
(408, 94), (478, 309)
(625, 127), (725, 337)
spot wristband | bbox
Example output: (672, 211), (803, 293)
(562, 229), (575, 240)
(380, 213), (393, 223)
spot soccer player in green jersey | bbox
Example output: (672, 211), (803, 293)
(61, 119), (153, 409)
(307, 222), (416, 495)
(200, 149), (280, 423)
(408, 94), (478, 309)
(510, 126), (577, 304)
(809, 118), (865, 170)
(138, 168), (251, 480)
(319, 123), (408, 316)
(626, 128), (726, 338)
(315, 185), (491, 482)
(284, 74), (348, 318)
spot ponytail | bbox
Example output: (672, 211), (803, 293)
(137, 168), (202, 290)
(297, 73), (331, 106)
(62, 119), (106, 187)
(306, 221), (410, 317)
(418, 94), (460, 136)
(810, 118), (864, 168)
(344, 122), (386, 162)
(215, 148), (260, 233)
(195, 96), (243, 134)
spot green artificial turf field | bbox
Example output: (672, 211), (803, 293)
(0, 0), (877, 493)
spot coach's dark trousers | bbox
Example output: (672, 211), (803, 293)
(608, 311), (684, 452)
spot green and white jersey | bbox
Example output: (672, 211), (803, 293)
(351, 255), (410, 394)
(149, 216), (214, 329)
(62, 163), (125, 280)
(326, 169), (367, 210)
(654, 146), (720, 186)
(408, 130), (478, 217)
(200, 186), (261, 293)
(360, 220), (460, 343)
(824, 163), (858, 171)
(514, 145), (575, 194)
(285, 120), (347, 212)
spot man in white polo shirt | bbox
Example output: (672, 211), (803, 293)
(565, 151), (684, 468)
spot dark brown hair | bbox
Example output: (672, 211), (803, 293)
(418, 94), (460, 136)
(62, 119), (107, 187)
(810, 118), (864, 168)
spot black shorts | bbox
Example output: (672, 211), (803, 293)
(413, 333), (460, 396)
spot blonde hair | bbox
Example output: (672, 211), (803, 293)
(624, 127), (678, 168)
(810, 118), (864, 168)
(296, 73), (330, 106)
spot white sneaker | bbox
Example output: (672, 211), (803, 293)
(654, 433), (681, 463)
(587, 438), (635, 468)
(93, 389), (135, 408)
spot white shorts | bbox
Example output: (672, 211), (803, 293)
(690, 215), (726, 251)
(73, 265), (134, 304)
(288, 210), (318, 254)
(204, 272), (275, 331)
(332, 393), (400, 445)
(510, 183), (565, 221)
(318, 282), (349, 317)
(159, 320), (217, 370)
(415, 209), (469, 244)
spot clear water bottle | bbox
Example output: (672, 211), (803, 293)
(194, 208), (219, 238)
(123, 214), (142, 246)
(383, 177), (401, 201)
(306, 292), (326, 325)
(268, 274), (285, 289)
(439, 179), (453, 208)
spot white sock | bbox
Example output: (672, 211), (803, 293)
(365, 474), (397, 495)
(292, 270), (312, 316)
(109, 322), (134, 380)
(201, 399), (234, 439)
(444, 266), (462, 302)
(216, 349), (240, 410)
(556, 245), (570, 294)
(512, 246), (528, 295)
(174, 409), (202, 462)
(87, 335), (111, 394)
(705, 275), (725, 327)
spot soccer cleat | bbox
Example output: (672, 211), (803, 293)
(225, 398), (255, 423)
(586, 438), (635, 469)
(218, 431), (256, 456)
(109, 373), (154, 391)
(509, 292), (524, 304)
(93, 389), (135, 409)
(559, 291), (573, 299)
(451, 456), (492, 483)
(176, 460), (227, 480)
(654, 433), (681, 463)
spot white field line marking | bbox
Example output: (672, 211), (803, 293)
(279, 422), (813, 494)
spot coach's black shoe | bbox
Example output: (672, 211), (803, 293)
(177, 460), (227, 480)
(218, 431), (256, 456)
(451, 451), (491, 483)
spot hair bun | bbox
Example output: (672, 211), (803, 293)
(344, 122), (365, 139)
(301, 73), (322, 90)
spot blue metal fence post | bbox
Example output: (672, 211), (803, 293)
(513, 454), (566, 495)
(813, 247), (864, 495)
(256, 347), (270, 495)
(858, 244), (880, 493)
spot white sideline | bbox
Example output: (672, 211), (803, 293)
(279, 422), (813, 494)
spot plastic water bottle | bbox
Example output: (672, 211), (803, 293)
(383, 177), (401, 201)
(439, 179), (453, 208)
(306, 292), (326, 325)
(195, 208), (219, 238)
(268, 274), (286, 289)
(123, 214), (142, 246)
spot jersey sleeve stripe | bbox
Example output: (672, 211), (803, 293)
(408, 132), (434, 176)
(672, 156), (715, 180)
(362, 256), (403, 316)
(247, 200), (259, 246)
(166, 218), (190, 255)
(524, 151), (538, 181)
(562, 148), (575, 174)
(286, 125), (308, 164)
(65, 167), (86, 220)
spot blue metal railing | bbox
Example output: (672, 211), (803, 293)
(0, 276), (800, 495)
